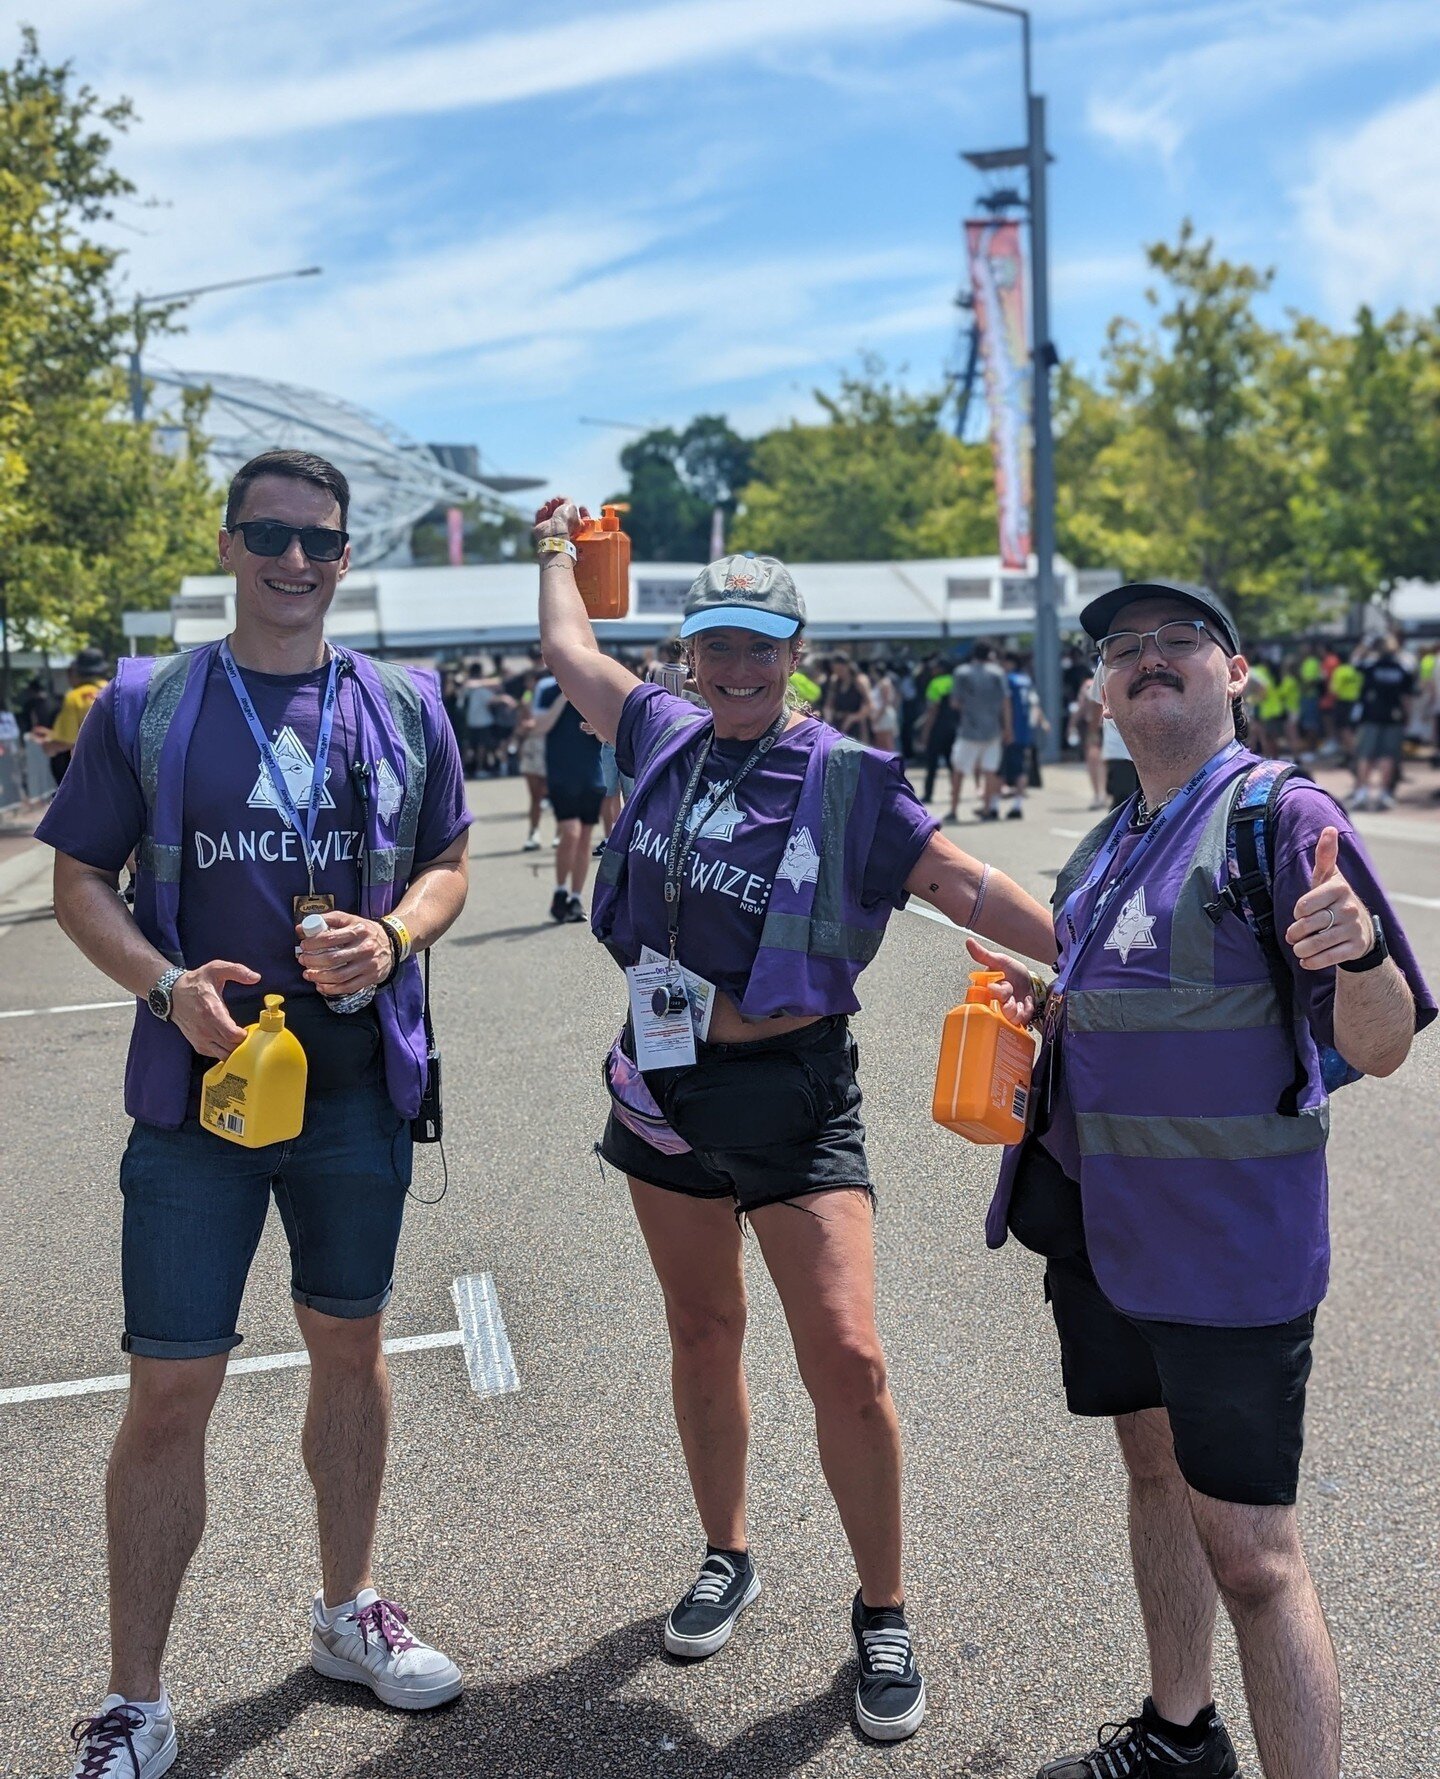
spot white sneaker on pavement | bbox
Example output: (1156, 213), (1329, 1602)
(310, 1588), (462, 1711)
(69, 1689), (176, 1779)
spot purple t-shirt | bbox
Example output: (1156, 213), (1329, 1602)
(36, 655), (471, 1004)
(1039, 780), (1437, 1177)
(614, 684), (938, 1002)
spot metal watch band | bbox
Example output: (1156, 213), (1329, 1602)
(147, 964), (184, 1020)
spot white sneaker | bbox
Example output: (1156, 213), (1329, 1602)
(522, 829), (541, 852)
(1348, 787), (1370, 809)
(310, 1589), (462, 1711)
(69, 1689), (176, 1778)
(1375, 790), (1395, 809)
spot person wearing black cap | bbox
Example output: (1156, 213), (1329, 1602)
(968, 581), (1434, 1779)
(31, 646), (110, 784)
(532, 497), (1056, 1745)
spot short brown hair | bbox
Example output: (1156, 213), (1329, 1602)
(225, 449), (350, 530)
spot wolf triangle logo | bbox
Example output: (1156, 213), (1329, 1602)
(1103, 885), (1157, 965)
(247, 728), (336, 813)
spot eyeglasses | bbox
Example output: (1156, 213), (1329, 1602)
(1097, 620), (1219, 671)
(228, 520), (349, 562)
(694, 636), (783, 666)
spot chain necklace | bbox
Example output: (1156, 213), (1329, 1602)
(1134, 784), (1182, 827)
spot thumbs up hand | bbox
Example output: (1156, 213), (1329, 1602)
(1284, 824), (1372, 970)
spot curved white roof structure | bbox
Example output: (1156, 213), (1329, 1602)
(144, 368), (532, 566)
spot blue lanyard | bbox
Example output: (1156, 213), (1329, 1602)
(220, 640), (340, 888)
(1054, 739), (1243, 995)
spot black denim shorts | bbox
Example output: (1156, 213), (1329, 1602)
(599, 1015), (872, 1214)
(1045, 1252), (1316, 1507)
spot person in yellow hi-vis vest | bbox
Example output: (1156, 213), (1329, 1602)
(30, 646), (110, 784)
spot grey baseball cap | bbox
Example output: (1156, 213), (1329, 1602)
(1080, 580), (1241, 655)
(680, 553), (805, 640)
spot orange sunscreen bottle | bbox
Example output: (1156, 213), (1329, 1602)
(573, 503), (631, 619)
(200, 994), (307, 1148)
(932, 972), (1036, 1144)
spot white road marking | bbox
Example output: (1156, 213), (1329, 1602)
(451, 1272), (520, 1398)
(1391, 893), (1440, 911)
(0, 1329), (464, 1409)
(1050, 827), (1088, 840)
(902, 901), (963, 931)
(0, 999), (132, 1021)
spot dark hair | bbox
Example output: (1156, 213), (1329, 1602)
(1232, 694), (1249, 741)
(224, 449), (350, 530)
(971, 640), (995, 663)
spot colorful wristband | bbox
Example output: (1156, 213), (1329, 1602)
(380, 914), (413, 965)
(536, 536), (578, 562)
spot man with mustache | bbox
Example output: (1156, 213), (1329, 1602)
(971, 583), (1434, 1779)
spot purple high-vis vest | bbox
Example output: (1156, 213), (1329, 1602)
(988, 747), (1332, 1327)
(111, 643), (433, 1128)
(592, 710), (896, 1019)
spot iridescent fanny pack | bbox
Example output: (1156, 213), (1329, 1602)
(603, 1033), (693, 1155)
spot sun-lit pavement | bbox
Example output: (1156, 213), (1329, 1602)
(1, 761), (1436, 1778)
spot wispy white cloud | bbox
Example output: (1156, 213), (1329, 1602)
(103, 0), (944, 148)
(1086, 0), (1440, 162)
(1294, 78), (1440, 319)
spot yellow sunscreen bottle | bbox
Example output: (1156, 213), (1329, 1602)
(200, 994), (307, 1147)
(932, 971), (1037, 1145)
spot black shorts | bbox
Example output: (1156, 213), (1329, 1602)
(599, 1016), (872, 1215)
(1044, 1252), (1315, 1506)
(549, 781), (604, 824)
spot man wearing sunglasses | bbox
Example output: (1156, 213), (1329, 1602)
(36, 449), (472, 1778)
(969, 582), (1433, 1779)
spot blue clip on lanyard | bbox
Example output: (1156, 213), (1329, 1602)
(219, 639), (340, 894)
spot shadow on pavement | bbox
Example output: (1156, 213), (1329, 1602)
(180, 1613), (854, 1776)
(446, 921), (568, 946)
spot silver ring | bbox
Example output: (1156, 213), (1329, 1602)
(1320, 906), (1336, 931)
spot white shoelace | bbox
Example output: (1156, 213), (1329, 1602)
(859, 1624), (912, 1676)
(689, 1556), (736, 1605)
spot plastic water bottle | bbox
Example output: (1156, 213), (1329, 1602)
(300, 913), (376, 1015)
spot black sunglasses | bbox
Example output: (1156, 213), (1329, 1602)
(229, 520), (349, 562)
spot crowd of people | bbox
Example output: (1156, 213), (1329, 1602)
(20, 450), (1439, 1779)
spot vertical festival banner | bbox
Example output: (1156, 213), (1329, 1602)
(446, 506), (465, 566)
(965, 219), (1033, 571)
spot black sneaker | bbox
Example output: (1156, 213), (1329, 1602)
(851, 1591), (926, 1742)
(564, 893), (588, 923)
(549, 887), (569, 922)
(1036, 1703), (1239, 1778)
(664, 1549), (760, 1659)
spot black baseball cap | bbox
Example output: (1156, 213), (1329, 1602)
(1080, 581), (1241, 656)
(72, 645), (109, 678)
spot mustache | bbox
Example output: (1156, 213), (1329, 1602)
(1129, 668), (1184, 697)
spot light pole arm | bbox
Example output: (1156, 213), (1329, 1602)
(945, 0), (1031, 106)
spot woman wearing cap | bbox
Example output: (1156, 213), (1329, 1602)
(534, 498), (1055, 1742)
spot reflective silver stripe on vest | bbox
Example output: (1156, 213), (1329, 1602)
(639, 711), (705, 776)
(138, 838), (184, 884)
(756, 737), (881, 963)
(597, 844), (624, 887)
(366, 660), (427, 885)
(137, 653), (192, 820)
(1067, 981), (1285, 1033)
(1167, 784), (1235, 986)
(1076, 1104), (1329, 1161)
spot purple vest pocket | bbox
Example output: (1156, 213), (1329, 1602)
(604, 1035), (693, 1155)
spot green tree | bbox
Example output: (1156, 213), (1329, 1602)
(0, 28), (217, 665)
(609, 415), (751, 560)
(732, 360), (995, 560)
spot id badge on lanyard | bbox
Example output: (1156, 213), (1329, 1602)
(220, 640), (341, 914)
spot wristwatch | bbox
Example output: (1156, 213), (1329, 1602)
(1339, 913), (1389, 973)
(147, 964), (185, 1021)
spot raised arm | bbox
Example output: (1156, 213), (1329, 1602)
(534, 497), (641, 746)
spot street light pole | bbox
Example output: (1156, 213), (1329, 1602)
(127, 265), (322, 423)
(948, 0), (1061, 758)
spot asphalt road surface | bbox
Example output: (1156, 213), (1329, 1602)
(1, 763), (1436, 1779)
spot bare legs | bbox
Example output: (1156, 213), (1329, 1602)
(1115, 1410), (1341, 1779)
(629, 1180), (904, 1605)
(554, 819), (595, 898)
(105, 1308), (391, 1700)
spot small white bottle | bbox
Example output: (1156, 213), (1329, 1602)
(300, 913), (376, 1015)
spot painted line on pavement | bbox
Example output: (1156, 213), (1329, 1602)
(0, 999), (132, 1021)
(1050, 826), (1088, 840)
(0, 1329), (465, 1409)
(1391, 892), (1440, 911)
(902, 901), (963, 931)
(451, 1272), (520, 1398)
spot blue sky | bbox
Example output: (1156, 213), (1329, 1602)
(37, 0), (1440, 509)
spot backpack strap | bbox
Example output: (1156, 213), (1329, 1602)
(1205, 761), (1362, 1109)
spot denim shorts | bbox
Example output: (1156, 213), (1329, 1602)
(119, 1072), (413, 1360)
(599, 1015), (871, 1214)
